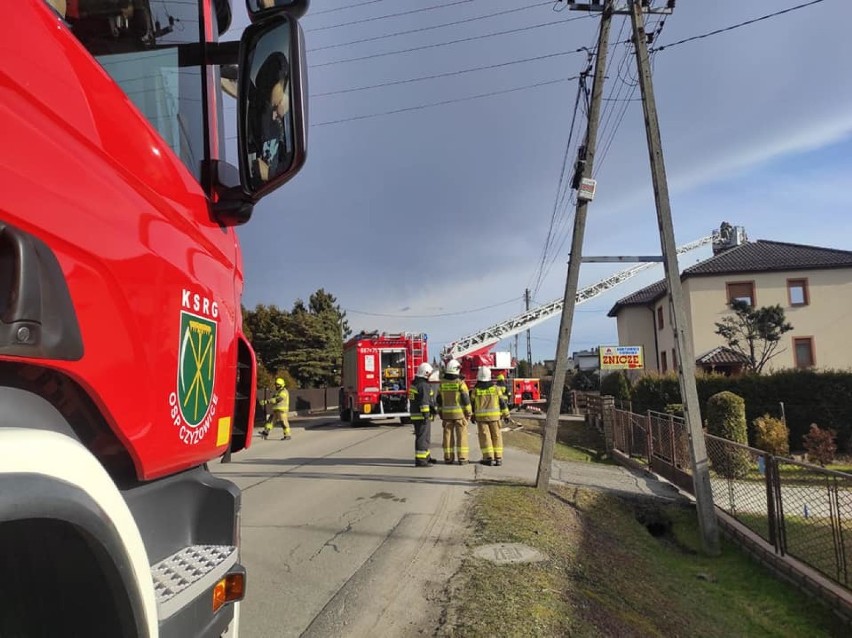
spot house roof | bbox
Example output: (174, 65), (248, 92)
(606, 280), (667, 317)
(607, 240), (852, 317)
(682, 240), (852, 277)
(695, 346), (750, 366)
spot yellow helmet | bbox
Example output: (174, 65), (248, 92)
(275, 377), (285, 388)
(497, 374), (506, 381)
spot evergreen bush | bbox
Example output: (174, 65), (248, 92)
(705, 391), (751, 479)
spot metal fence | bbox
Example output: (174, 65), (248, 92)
(610, 408), (852, 591)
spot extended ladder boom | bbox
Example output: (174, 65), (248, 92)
(442, 234), (712, 359)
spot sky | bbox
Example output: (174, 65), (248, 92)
(225, 0), (852, 365)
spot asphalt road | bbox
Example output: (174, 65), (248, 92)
(211, 415), (474, 638)
(211, 413), (684, 637)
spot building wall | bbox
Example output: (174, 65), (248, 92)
(615, 305), (659, 373)
(686, 268), (852, 371)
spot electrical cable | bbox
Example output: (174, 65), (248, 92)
(306, 0), (476, 33)
(344, 297), (520, 318)
(309, 2), (554, 53)
(652, 0), (828, 52)
(310, 0), (393, 17)
(313, 76), (579, 127)
(312, 50), (582, 98)
(309, 15), (593, 68)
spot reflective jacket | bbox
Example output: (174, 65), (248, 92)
(408, 377), (434, 422)
(472, 382), (508, 420)
(270, 388), (289, 413)
(436, 374), (471, 420)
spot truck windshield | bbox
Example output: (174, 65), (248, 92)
(64, 1), (216, 181)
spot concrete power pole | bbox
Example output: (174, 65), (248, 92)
(536, 0), (613, 491)
(628, 0), (720, 555)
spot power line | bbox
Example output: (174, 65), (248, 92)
(652, 0), (828, 52)
(312, 50), (583, 98)
(309, 2), (553, 53)
(313, 75), (579, 127)
(345, 297), (520, 318)
(306, 0), (476, 33)
(310, 0), (393, 17)
(310, 15), (593, 68)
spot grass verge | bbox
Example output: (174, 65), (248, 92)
(441, 484), (848, 637)
(502, 417), (612, 464)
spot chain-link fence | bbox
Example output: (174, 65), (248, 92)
(608, 405), (852, 592)
(774, 458), (852, 587)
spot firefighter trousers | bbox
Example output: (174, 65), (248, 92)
(442, 418), (469, 462)
(265, 412), (290, 438)
(413, 418), (433, 465)
(476, 419), (503, 461)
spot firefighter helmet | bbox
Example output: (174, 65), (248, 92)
(497, 374), (506, 381)
(275, 377), (286, 388)
(477, 366), (491, 382)
(416, 362), (434, 378)
(445, 359), (461, 375)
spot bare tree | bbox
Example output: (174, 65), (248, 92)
(714, 300), (793, 373)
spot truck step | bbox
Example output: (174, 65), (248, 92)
(151, 545), (238, 619)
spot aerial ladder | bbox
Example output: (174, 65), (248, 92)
(441, 233), (714, 361)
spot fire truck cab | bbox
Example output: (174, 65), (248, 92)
(1, 1), (308, 636)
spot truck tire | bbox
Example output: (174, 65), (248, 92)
(350, 406), (361, 426)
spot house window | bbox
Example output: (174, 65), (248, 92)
(660, 350), (668, 373)
(787, 278), (809, 306)
(793, 337), (815, 369)
(726, 281), (755, 306)
(657, 306), (664, 331)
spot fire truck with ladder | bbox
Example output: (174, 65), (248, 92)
(441, 233), (719, 408)
(339, 332), (429, 425)
(1, 1), (310, 636)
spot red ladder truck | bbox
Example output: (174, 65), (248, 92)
(0, 1), (309, 635)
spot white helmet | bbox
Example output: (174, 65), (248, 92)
(477, 366), (491, 382)
(416, 362), (434, 378)
(445, 359), (461, 375)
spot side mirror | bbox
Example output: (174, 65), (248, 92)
(237, 14), (308, 200)
(246, 0), (309, 21)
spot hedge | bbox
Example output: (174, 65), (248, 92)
(628, 370), (852, 452)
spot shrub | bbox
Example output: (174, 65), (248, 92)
(571, 369), (600, 391)
(752, 414), (790, 457)
(664, 403), (684, 418)
(705, 391), (750, 479)
(802, 424), (837, 466)
(600, 371), (631, 401)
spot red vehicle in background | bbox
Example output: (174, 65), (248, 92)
(340, 332), (429, 424)
(1, 1), (308, 635)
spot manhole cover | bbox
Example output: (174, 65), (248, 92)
(473, 543), (548, 564)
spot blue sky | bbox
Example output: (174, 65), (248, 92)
(227, 0), (852, 364)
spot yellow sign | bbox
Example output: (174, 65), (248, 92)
(599, 346), (644, 370)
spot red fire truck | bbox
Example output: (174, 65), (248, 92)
(1, 1), (308, 635)
(339, 332), (429, 425)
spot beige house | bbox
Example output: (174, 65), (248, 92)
(607, 231), (852, 374)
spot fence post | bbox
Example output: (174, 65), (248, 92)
(601, 395), (615, 452)
(765, 454), (778, 552)
(645, 411), (653, 465)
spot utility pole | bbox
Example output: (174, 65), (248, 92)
(628, 0), (720, 555)
(536, 0), (613, 492)
(524, 288), (532, 372)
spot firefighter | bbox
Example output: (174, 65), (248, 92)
(409, 362), (437, 467)
(495, 373), (511, 420)
(472, 367), (508, 466)
(436, 359), (472, 464)
(261, 377), (291, 440)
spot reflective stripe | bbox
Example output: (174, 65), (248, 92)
(415, 451), (430, 459)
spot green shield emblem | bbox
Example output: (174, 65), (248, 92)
(178, 312), (217, 426)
